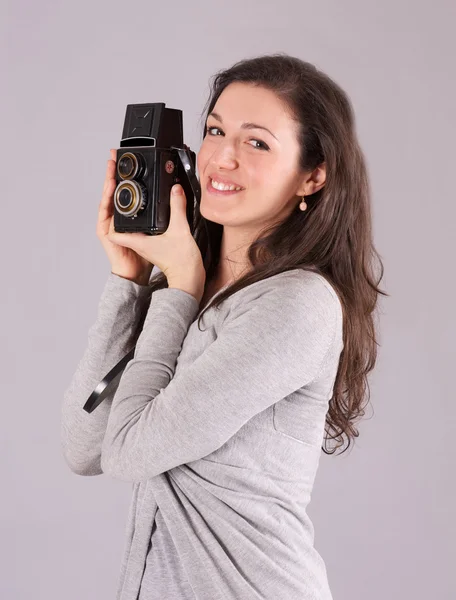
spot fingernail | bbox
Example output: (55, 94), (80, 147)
(173, 184), (183, 195)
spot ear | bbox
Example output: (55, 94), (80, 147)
(296, 162), (326, 196)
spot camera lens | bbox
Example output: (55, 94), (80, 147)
(117, 152), (140, 179)
(118, 188), (132, 209)
(119, 156), (134, 177)
(114, 180), (147, 217)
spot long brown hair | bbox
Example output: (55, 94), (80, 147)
(149, 53), (388, 455)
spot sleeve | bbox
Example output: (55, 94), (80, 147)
(100, 275), (340, 483)
(60, 272), (153, 476)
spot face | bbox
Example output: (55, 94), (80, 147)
(197, 82), (307, 231)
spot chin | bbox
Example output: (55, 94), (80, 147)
(199, 198), (228, 224)
(199, 207), (226, 226)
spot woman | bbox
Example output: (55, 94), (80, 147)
(61, 53), (386, 600)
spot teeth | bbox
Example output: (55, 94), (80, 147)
(210, 178), (242, 191)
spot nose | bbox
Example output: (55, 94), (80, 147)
(209, 139), (239, 170)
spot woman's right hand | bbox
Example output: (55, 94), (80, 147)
(96, 149), (154, 286)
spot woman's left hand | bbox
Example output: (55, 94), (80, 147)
(107, 184), (206, 301)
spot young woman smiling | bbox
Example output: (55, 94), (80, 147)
(62, 53), (386, 600)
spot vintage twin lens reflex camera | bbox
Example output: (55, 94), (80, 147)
(113, 103), (201, 235)
(81, 104), (201, 414)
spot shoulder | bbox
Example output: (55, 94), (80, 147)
(279, 269), (343, 322)
(232, 269), (341, 316)
(224, 269), (343, 335)
(216, 269), (343, 367)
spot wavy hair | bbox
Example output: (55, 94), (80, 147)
(148, 53), (388, 455)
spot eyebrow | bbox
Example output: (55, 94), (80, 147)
(207, 111), (278, 141)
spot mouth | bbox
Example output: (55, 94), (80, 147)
(206, 177), (245, 197)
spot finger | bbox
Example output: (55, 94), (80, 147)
(107, 218), (142, 249)
(99, 158), (117, 214)
(97, 154), (118, 232)
(168, 185), (189, 231)
(108, 215), (115, 235)
(102, 165), (116, 196)
(102, 150), (116, 192)
(99, 174), (116, 221)
(102, 159), (114, 194)
(106, 215), (122, 243)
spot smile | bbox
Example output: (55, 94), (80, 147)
(207, 178), (244, 196)
(210, 178), (243, 191)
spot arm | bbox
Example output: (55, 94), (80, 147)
(60, 272), (153, 476)
(100, 273), (341, 483)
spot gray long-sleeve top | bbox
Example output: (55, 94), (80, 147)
(61, 268), (344, 600)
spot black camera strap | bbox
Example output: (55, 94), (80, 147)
(83, 348), (135, 413)
(175, 146), (201, 205)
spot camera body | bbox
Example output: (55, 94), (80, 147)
(113, 103), (200, 235)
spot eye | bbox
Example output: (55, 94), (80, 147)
(247, 139), (270, 151)
(205, 126), (223, 136)
(204, 125), (270, 151)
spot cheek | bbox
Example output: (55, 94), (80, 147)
(250, 165), (282, 194)
(248, 162), (270, 185)
(260, 161), (295, 190)
(197, 150), (210, 179)
(251, 168), (296, 209)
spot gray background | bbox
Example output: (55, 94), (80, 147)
(3, 0), (454, 598)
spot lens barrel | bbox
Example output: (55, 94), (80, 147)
(117, 152), (143, 179)
(114, 180), (147, 217)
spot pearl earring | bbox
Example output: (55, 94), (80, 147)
(299, 195), (307, 211)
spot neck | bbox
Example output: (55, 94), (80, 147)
(213, 225), (255, 285)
